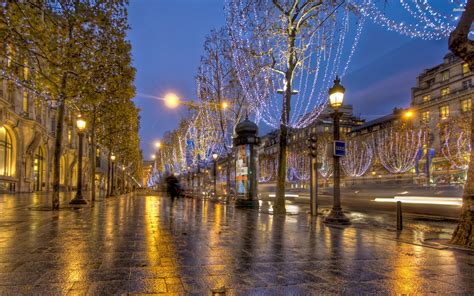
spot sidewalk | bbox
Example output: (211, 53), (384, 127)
(0, 193), (472, 295)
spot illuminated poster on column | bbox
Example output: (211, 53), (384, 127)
(236, 145), (249, 196)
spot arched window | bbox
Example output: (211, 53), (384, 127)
(0, 127), (13, 176)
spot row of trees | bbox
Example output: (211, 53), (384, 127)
(0, 0), (142, 208)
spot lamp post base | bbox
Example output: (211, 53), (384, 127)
(324, 208), (350, 225)
(70, 194), (87, 205)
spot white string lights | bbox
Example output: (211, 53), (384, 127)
(259, 155), (277, 183)
(225, 0), (467, 130)
(226, 0), (365, 129)
(441, 119), (471, 170)
(357, 0), (468, 40)
(341, 140), (374, 177)
(373, 128), (425, 174)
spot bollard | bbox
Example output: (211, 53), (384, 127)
(396, 201), (403, 231)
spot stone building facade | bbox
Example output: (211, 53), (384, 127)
(0, 81), (110, 193)
(411, 53), (473, 184)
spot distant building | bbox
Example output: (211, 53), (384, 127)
(411, 53), (473, 183)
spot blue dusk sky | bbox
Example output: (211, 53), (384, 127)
(128, 1), (450, 159)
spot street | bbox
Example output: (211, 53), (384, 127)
(258, 183), (463, 218)
(0, 193), (472, 294)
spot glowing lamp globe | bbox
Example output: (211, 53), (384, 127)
(212, 152), (218, 160)
(111, 155), (116, 161)
(328, 76), (345, 110)
(76, 118), (86, 132)
(164, 93), (180, 109)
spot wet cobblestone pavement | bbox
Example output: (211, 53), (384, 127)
(0, 193), (473, 295)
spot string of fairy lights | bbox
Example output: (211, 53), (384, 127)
(153, 0), (469, 182)
(224, 0), (468, 131)
(442, 123), (471, 170)
(341, 140), (374, 177)
(373, 128), (426, 174)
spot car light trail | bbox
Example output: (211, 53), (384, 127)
(374, 196), (462, 206)
(268, 194), (299, 198)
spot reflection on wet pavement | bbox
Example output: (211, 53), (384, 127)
(0, 193), (472, 295)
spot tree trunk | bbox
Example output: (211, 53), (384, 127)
(274, 123), (288, 214)
(274, 27), (297, 214)
(90, 110), (96, 202)
(52, 74), (68, 210)
(448, 0), (474, 248)
(106, 150), (111, 197)
(52, 100), (65, 210)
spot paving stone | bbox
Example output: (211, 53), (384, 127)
(0, 192), (472, 294)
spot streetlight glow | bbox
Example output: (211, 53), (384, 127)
(328, 76), (345, 110)
(222, 101), (229, 109)
(164, 93), (180, 109)
(76, 118), (86, 132)
(404, 110), (413, 119)
(155, 141), (161, 148)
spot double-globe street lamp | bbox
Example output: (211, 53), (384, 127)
(324, 76), (350, 225)
(70, 117), (87, 205)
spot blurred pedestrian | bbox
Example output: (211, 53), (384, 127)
(165, 174), (181, 201)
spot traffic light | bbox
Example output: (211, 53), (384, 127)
(307, 135), (318, 158)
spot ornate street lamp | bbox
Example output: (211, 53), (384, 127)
(110, 154), (116, 196)
(212, 152), (218, 199)
(324, 76), (350, 225)
(70, 117), (87, 204)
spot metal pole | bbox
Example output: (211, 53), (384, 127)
(333, 111), (341, 210)
(396, 201), (403, 231)
(111, 160), (115, 196)
(213, 159), (217, 198)
(324, 111), (350, 224)
(70, 132), (86, 204)
(310, 156), (318, 216)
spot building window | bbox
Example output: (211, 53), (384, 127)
(463, 63), (470, 75)
(461, 98), (472, 113)
(422, 94), (431, 102)
(463, 79), (472, 89)
(0, 126), (13, 177)
(441, 70), (450, 81)
(441, 87), (450, 97)
(22, 91), (28, 114)
(439, 105), (449, 120)
(324, 126), (329, 132)
(421, 111), (430, 123)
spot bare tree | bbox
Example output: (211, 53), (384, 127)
(227, 0), (361, 213)
(197, 28), (246, 200)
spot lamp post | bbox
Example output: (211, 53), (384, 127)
(212, 152), (218, 199)
(110, 154), (116, 196)
(70, 117), (87, 204)
(324, 76), (350, 225)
